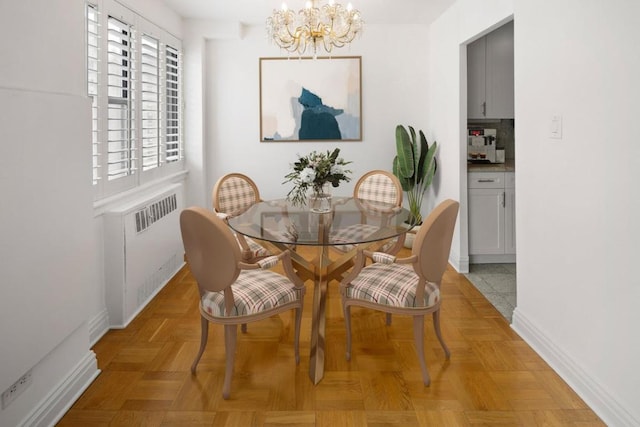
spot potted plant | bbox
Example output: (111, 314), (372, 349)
(392, 124), (438, 244)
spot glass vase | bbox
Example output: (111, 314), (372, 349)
(309, 184), (332, 213)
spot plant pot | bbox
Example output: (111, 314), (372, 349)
(403, 224), (421, 249)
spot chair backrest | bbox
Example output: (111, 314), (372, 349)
(212, 173), (261, 217)
(412, 199), (459, 284)
(180, 207), (242, 293)
(354, 170), (403, 209)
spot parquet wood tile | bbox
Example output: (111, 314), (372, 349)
(56, 246), (605, 426)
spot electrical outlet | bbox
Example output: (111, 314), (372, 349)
(1, 370), (32, 409)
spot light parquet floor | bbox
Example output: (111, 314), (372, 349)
(57, 247), (604, 426)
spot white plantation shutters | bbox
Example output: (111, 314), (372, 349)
(86, 0), (183, 200)
(165, 45), (181, 164)
(87, 4), (100, 185)
(140, 34), (160, 171)
(107, 16), (136, 180)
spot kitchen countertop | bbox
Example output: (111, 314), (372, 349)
(467, 158), (515, 172)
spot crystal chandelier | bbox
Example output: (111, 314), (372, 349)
(266, 0), (363, 57)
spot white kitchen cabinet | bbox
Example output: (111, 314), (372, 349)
(467, 21), (514, 119)
(468, 171), (515, 262)
(468, 188), (505, 255)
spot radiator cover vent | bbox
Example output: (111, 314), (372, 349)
(134, 193), (177, 233)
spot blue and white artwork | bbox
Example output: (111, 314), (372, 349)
(260, 56), (361, 142)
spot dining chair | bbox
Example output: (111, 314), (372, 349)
(180, 206), (306, 399)
(212, 173), (273, 261)
(339, 199), (459, 386)
(332, 170), (406, 255)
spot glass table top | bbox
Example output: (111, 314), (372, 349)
(227, 197), (415, 246)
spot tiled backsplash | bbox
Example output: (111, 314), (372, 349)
(468, 119), (515, 160)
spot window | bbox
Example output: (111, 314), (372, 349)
(86, 1), (183, 199)
(87, 4), (99, 184)
(107, 16), (136, 180)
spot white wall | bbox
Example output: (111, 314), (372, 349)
(0, 0), (183, 425)
(512, 0), (640, 425)
(0, 1), (97, 425)
(187, 23), (435, 208)
(430, 0), (640, 425)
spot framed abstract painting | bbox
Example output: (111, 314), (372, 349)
(259, 56), (362, 142)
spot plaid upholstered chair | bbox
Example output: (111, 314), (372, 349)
(180, 206), (306, 399)
(339, 199), (459, 386)
(212, 173), (272, 261)
(331, 170), (406, 255)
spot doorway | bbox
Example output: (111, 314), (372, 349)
(463, 19), (516, 322)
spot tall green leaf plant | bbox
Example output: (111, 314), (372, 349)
(392, 124), (438, 225)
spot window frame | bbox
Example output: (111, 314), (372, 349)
(87, 0), (184, 201)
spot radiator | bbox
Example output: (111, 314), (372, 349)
(104, 183), (185, 328)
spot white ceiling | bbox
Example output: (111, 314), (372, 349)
(160, 0), (456, 25)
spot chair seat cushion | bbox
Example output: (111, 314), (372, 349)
(331, 224), (397, 253)
(201, 269), (300, 318)
(346, 263), (440, 308)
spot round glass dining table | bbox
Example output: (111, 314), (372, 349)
(227, 197), (414, 384)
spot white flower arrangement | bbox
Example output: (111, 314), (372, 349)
(283, 148), (352, 206)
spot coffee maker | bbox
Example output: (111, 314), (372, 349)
(468, 128), (498, 163)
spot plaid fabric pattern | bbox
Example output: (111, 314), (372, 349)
(245, 236), (270, 258)
(217, 176), (257, 215)
(371, 252), (396, 264)
(331, 223), (379, 252)
(356, 174), (399, 205)
(201, 269), (300, 317)
(331, 224), (396, 253)
(257, 255), (279, 269)
(346, 263), (440, 308)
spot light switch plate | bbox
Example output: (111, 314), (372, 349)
(549, 115), (563, 139)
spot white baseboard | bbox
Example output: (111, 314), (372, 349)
(512, 307), (639, 427)
(88, 309), (110, 346)
(20, 351), (100, 427)
(450, 249), (469, 273)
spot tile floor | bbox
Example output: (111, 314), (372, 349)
(464, 263), (517, 322)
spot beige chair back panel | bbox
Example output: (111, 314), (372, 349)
(180, 207), (242, 293)
(412, 199), (459, 283)
(354, 170), (402, 207)
(213, 173), (260, 216)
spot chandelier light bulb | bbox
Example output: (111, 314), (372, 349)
(281, 2), (288, 11)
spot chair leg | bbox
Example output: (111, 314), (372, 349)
(222, 324), (237, 400)
(344, 305), (352, 361)
(412, 315), (431, 386)
(294, 306), (303, 365)
(432, 309), (450, 359)
(191, 316), (209, 374)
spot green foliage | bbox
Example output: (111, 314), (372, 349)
(392, 125), (438, 224)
